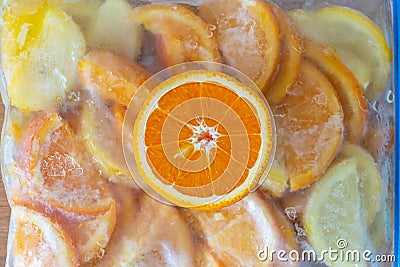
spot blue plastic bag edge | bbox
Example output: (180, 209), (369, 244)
(394, 0), (399, 265)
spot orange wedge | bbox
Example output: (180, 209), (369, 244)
(78, 49), (150, 107)
(265, 4), (302, 104)
(198, 0), (280, 91)
(190, 193), (298, 266)
(304, 40), (368, 144)
(131, 4), (221, 69)
(133, 70), (274, 209)
(274, 59), (343, 191)
(11, 206), (78, 266)
(18, 111), (114, 214)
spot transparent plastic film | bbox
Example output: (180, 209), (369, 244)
(0, 0), (396, 266)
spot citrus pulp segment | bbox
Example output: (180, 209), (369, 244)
(130, 4), (221, 69)
(304, 40), (368, 144)
(198, 0), (280, 91)
(1, 3), (86, 112)
(304, 158), (367, 267)
(288, 6), (391, 101)
(274, 59), (343, 191)
(11, 205), (78, 267)
(133, 70), (274, 209)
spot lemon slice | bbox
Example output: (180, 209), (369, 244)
(304, 158), (367, 267)
(86, 0), (142, 61)
(2, 4), (86, 112)
(289, 6), (391, 101)
(338, 143), (382, 227)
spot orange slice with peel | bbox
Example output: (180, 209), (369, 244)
(99, 192), (195, 266)
(78, 49), (150, 186)
(18, 111), (114, 214)
(274, 59), (343, 191)
(11, 205), (78, 266)
(304, 40), (368, 144)
(265, 4), (302, 104)
(190, 193), (298, 266)
(130, 4), (221, 69)
(78, 49), (150, 107)
(198, 0), (280, 91)
(133, 70), (274, 209)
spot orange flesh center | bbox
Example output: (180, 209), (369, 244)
(187, 117), (222, 156)
(144, 81), (263, 197)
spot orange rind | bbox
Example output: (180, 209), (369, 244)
(199, 0), (280, 91)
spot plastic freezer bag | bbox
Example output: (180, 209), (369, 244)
(0, 0), (397, 266)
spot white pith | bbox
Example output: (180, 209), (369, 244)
(186, 117), (222, 157)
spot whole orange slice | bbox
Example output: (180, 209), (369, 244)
(198, 0), (280, 91)
(304, 40), (368, 144)
(18, 111), (114, 214)
(274, 59), (343, 191)
(133, 70), (274, 209)
(130, 4), (221, 69)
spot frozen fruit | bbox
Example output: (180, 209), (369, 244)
(131, 4), (221, 69)
(78, 49), (150, 107)
(11, 205), (78, 266)
(274, 59), (343, 191)
(86, 0), (142, 61)
(199, 0), (280, 91)
(265, 4), (302, 104)
(99, 192), (195, 266)
(304, 40), (368, 144)
(289, 6), (391, 101)
(191, 193), (298, 266)
(18, 111), (114, 214)
(2, 4), (85, 112)
(304, 158), (368, 267)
